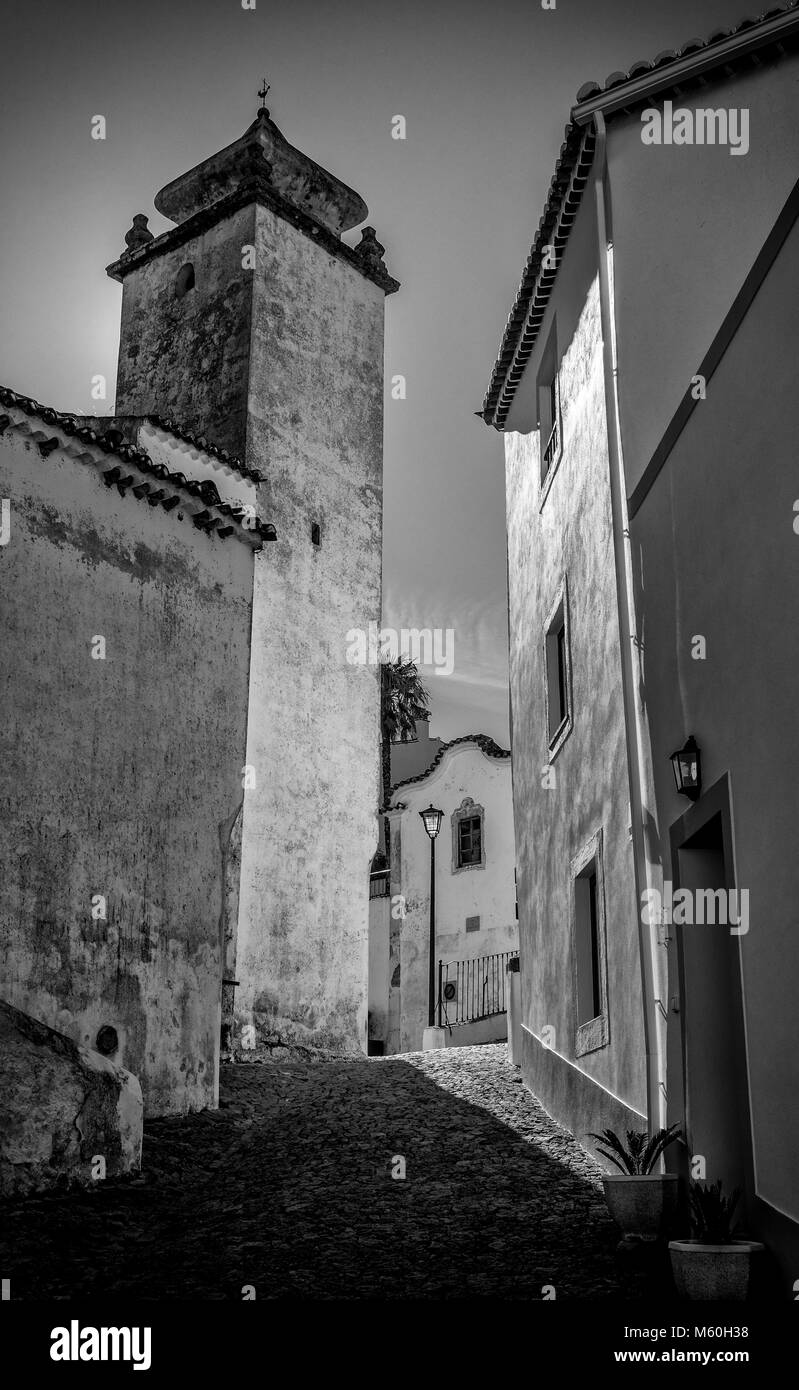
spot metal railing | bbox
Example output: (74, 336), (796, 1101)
(438, 950), (519, 1027)
(369, 870), (391, 900)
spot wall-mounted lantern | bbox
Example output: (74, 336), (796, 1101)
(669, 735), (701, 801)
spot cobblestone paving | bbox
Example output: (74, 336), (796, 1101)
(2, 1045), (647, 1300)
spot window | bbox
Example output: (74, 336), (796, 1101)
(544, 578), (571, 756)
(571, 829), (609, 1055)
(537, 321), (562, 493)
(175, 263), (195, 299)
(458, 817), (482, 867)
(311, 522), (321, 546)
(576, 869), (602, 1023)
(451, 798), (486, 873)
(465, 915), (480, 933)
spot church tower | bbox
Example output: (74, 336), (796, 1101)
(108, 94), (398, 1055)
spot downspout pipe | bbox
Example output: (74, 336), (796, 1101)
(592, 111), (668, 1138)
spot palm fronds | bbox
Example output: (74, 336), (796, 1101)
(588, 1123), (682, 1175)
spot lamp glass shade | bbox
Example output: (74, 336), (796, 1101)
(670, 735), (701, 799)
(419, 804), (443, 839)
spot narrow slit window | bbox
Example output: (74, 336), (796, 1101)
(311, 522), (321, 546)
(175, 263), (195, 299)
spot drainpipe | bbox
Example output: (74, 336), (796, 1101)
(592, 112), (668, 1137)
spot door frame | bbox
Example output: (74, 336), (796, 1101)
(668, 772), (755, 1213)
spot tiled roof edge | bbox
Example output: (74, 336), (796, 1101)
(481, 123), (595, 430)
(138, 416), (263, 484)
(482, 3), (799, 431)
(388, 733), (511, 797)
(0, 386), (276, 548)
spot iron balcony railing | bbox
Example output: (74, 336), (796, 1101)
(369, 869), (391, 900)
(438, 950), (519, 1027)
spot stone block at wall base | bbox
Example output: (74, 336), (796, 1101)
(0, 999), (143, 1197)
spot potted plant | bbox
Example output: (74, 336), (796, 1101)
(588, 1124), (681, 1240)
(669, 1181), (764, 1300)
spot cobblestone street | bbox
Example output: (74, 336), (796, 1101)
(2, 1045), (647, 1300)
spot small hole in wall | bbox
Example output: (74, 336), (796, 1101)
(96, 1024), (119, 1056)
(311, 522), (321, 547)
(175, 263), (195, 299)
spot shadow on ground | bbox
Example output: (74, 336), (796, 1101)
(0, 1049), (652, 1299)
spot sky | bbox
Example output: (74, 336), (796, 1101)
(0, 0), (757, 743)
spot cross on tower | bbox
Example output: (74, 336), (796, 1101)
(258, 79), (270, 111)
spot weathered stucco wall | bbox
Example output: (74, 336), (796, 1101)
(388, 744), (517, 1054)
(607, 57), (799, 494)
(631, 213), (799, 1266)
(0, 428), (253, 1114)
(504, 276), (647, 1135)
(0, 999), (142, 1195)
(235, 204), (386, 1054)
(115, 205), (256, 459)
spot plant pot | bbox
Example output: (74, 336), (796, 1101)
(668, 1239), (765, 1301)
(601, 1173), (679, 1239)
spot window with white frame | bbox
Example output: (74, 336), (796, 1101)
(571, 829), (609, 1056)
(537, 321), (562, 491)
(544, 577), (572, 757)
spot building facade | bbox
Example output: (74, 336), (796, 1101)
(0, 97), (397, 1144)
(0, 394), (261, 1116)
(372, 734), (516, 1054)
(484, 7), (799, 1284)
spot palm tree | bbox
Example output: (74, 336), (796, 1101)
(379, 656), (430, 865)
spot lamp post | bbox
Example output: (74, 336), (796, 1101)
(669, 735), (702, 801)
(419, 803), (445, 1049)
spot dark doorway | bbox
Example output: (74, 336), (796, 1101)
(669, 776), (753, 1208)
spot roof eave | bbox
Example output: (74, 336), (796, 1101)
(572, 8), (799, 125)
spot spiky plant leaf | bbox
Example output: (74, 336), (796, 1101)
(587, 1129), (637, 1174)
(640, 1123), (682, 1175)
(689, 1180), (742, 1244)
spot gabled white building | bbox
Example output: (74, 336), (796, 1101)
(369, 734), (517, 1054)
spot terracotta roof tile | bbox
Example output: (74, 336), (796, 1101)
(388, 733), (511, 798)
(0, 386), (276, 547)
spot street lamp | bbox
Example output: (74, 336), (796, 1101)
(419, 804), (444, 1038)
(669, 735), (702, 801)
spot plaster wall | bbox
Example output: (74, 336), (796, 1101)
(504, 274), (646, 1135)
(630, 212), (799, 1257)
(115, 205), (256, 459)
(605, 56), (799, 494)
(389, 745), (516, 1054)
(0, 430), (253, 1114)
(235, 204), (386, 1053)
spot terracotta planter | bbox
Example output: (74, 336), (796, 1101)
(601, 1173), (679, 1239)
(669, 1239), (765, 1301)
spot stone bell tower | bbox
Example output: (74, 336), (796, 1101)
(108, 94), (398, 1055)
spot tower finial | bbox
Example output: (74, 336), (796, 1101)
(257, 78), (270, 115)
